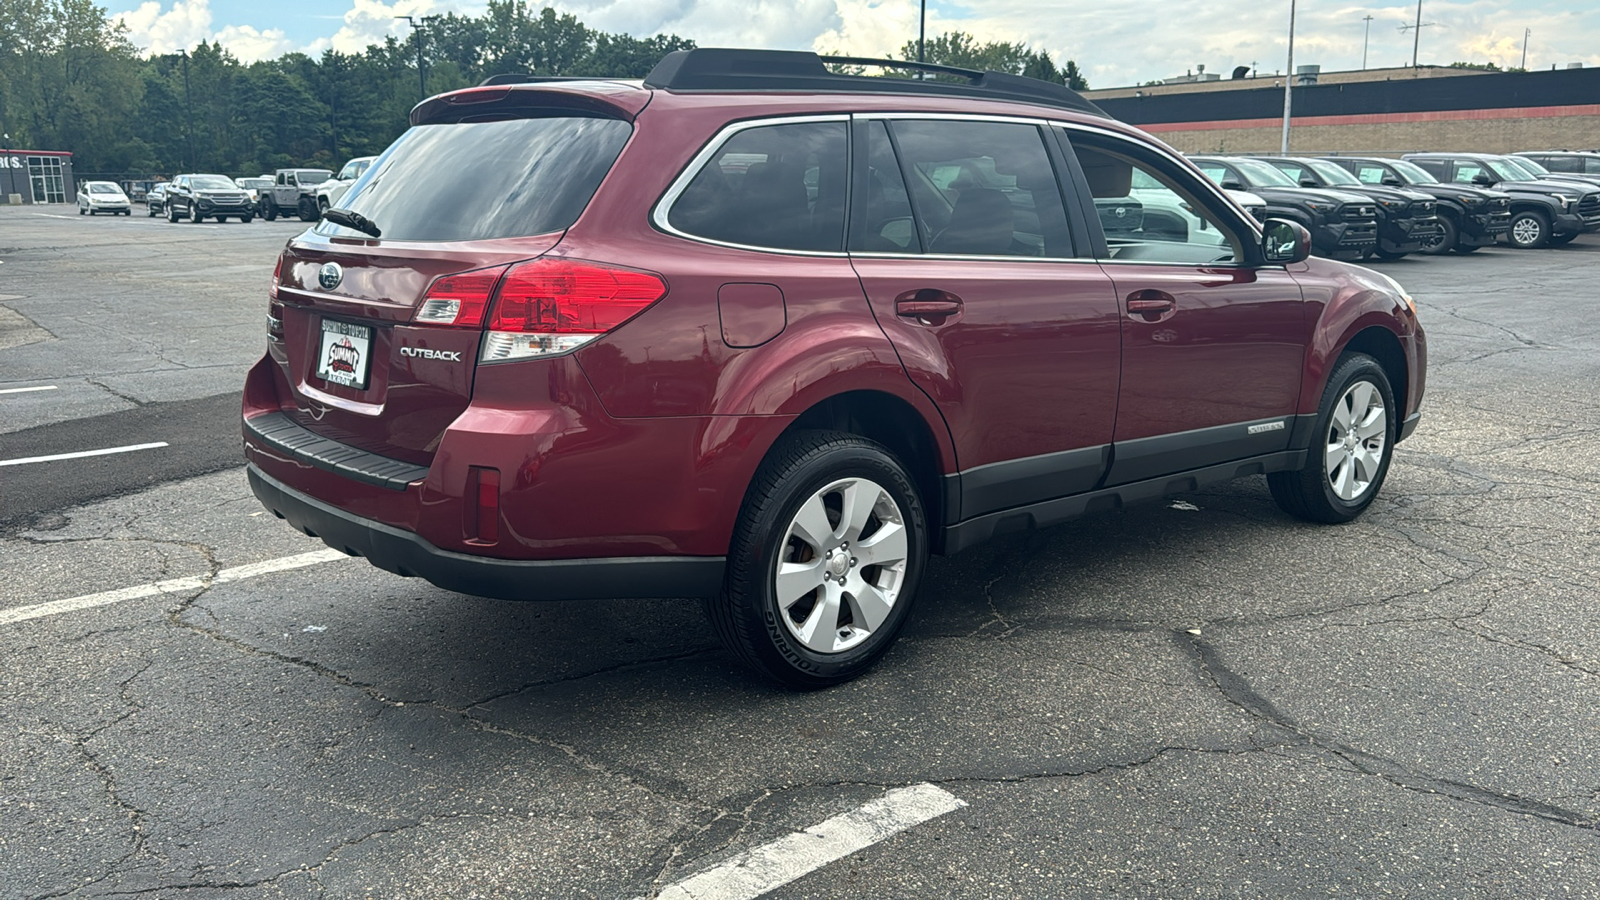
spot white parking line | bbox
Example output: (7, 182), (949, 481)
(649, 783), (966, 900)
(0, 385), (58, 395)
(0, 549), (347, 626)
(0, 442), (169, 466)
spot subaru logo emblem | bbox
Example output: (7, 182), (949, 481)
(318, 262), (343, 291)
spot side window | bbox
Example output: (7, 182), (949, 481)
(850, 120), (917, 252)
(1354, 165), (1388, 184)
(276, 172), (286, 185)
(1274, 161), (1312, 185)
(887, 119), (1072, 258)
(1542, 156), (1580, 173)
(667, 120), (847, 252)
(1196, 163), (1232, 187)
(1067, 132), (1246, 266)
(1585, 158), (1600, 175)
(338, 163), (356, 180)
(1412, 160), (1449, 180)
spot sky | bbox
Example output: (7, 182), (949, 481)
(104, 0), (1600, 88)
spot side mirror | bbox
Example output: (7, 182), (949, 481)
(1300, 178), (1318, 188)
(1382, 177), (1402, 186)
(1262, 218), (1312, 264)
(1221, 179), (1245, 191)
(1471, 173), (1496, 186)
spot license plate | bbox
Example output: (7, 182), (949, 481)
(316, 319), (373, 389)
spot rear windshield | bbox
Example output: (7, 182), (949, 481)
(318, 116), (632, 242)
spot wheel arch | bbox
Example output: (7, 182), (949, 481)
(1337, 325), (1408, 424)
(778, 390), (954, 550)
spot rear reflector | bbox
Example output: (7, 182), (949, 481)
(466, 466), (500, 544)
(413, 265), (509, 328)
(481, 258), (666, 362)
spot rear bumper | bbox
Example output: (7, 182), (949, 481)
(248, 464), (725, 601)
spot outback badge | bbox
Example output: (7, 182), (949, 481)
(318, 262), (343, 291)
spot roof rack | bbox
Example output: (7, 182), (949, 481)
(642, 49), (1107, 118)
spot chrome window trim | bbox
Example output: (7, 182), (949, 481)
(651, 114), (853, 258)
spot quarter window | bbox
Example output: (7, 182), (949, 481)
(851, 120), (917, 252)
(887, 120), (1073, 258)
(667, 121), (848, 252)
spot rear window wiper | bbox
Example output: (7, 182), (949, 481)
(321, 208), (382, 239)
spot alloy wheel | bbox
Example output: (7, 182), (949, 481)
(1510, 216), (1544, 247)
(775, 477), (909, 654)
(1325, 380), (1388, 502)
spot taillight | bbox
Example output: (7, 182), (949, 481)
(481, 258), (666, 362)
(269, 254), (283, 301)
(413, 265), (509, 328)
(267, 256), (284, 339)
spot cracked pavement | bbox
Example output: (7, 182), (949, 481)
(3, 216), (1599, 898)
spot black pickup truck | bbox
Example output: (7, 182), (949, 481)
(1403, 152), (1600, 249)
(1189, 155), (1379, 260)
(1321, 157), (1511, 254)
(1256, 156), (1441, 261)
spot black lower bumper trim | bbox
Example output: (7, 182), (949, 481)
(1399, 411), (1422, 443)
(247, 465), (726, 601)
(245, 411), (428, 491)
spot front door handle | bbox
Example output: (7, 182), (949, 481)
(1126, 289), (1176, 320)
(895, 289), (964, 324)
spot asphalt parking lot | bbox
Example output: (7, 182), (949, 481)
(2, 208), (1598, 899)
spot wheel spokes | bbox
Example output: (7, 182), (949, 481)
(776, 560), (824, 610)
(855, 520), (907, 568)
(792, 582), (843, 653)
(838, 480), (881, 544)
(850, 583), (895, 632)
(788, 492), (834, 552)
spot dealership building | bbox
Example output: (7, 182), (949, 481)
(1085, 65), (1600, 157)
(0, 149), (74, 205)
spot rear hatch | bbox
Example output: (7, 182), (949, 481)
(271, 104), (636, 465)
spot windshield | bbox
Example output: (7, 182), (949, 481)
(1390, 159), (1438, 183)
(1305, 159), (1362, 186)
(1502, 157), (1547, 178)
(1230, 158), (1298, 187)
(237, 178), (270, 189)
(191, 175), (236, 190)
(89, 183), (120, 194)
(1483, 159), (1527, 182)
(293, 170), (333, 185)
(321, 115), (632, 242)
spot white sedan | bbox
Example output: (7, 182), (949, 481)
(77, 181), (132, 216)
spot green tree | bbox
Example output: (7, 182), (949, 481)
(895, 31), (1088, 90)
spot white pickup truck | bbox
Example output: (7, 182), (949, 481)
(315, 157), (376, 213)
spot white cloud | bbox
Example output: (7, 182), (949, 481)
(213, 24), (296, 62)
(555, 0), (841, 50)
(115, 0), (212, 55)
(327, 0), (450, 55)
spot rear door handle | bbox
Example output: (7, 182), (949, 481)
(895, 289), (964, 322)
(1126, 289), (1176, 319)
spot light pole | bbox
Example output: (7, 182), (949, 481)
(178, 49), (194, 171)
(1521, 28), (1530, 70)
(2, 132), (13, 203)
(1281, 0), (1296, 155)
(395, 16), (428, 100)
(1362, 15), (1374, 70)
(918, 0), (926, 63)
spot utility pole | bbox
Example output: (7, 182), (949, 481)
(1281, 0), (1295, 155)
(1, 132), (12, 203)
(1521, 28), (1530, 70)
(395, 16), (428, 100)
(1362, 15), (1374, 70)
(179, 49), (194, 171)
(1398, 0), (1435, 68)
(918, 0), (926, 63)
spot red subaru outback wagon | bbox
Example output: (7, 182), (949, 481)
(243, 50), (1425, 687)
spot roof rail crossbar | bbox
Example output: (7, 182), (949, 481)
(642, 49), (1108, 118)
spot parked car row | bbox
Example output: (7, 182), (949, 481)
(124, 159), (375, 224)
(1179, 151), (1600, 259)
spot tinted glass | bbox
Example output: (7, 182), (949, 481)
(191, 175), (235, 190)
(1390, 159), (1438, 183)
(669, 121), (847, 252)
(1271, 161), (1314, 184)
(295, 170), (333, 185)
(1071, 132), (1244, 265)
(1306, 159), (1362, 186)
(89, 183), (119, 193)
(1229, 157), (1298, 187)
(1539, 156), (1582, 173)
(851, 121), (917, 252)
(320, 116), (631, 242)
(890, 119), (1071, 257)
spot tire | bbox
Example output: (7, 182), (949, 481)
(298, 197), (318, 222)
(79, 206), (86, 215)
(1419, 216), (1454, 255)
(147, 205), (157, 217)
(708, 430), (929, 688)
(1454, 244), (1481, 254)
(1506, 210), (1551, 249)
(189, 206), (203, 223)
(1268, 353), (1397, 524)
(262, 200), (278, 221)
(167, 203), (179, 223)
(318, 196), (329, 213)
(240, 214), (253, 224)
(1372, 248), (1408, 261)
(1549, 232), (1577, 246)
